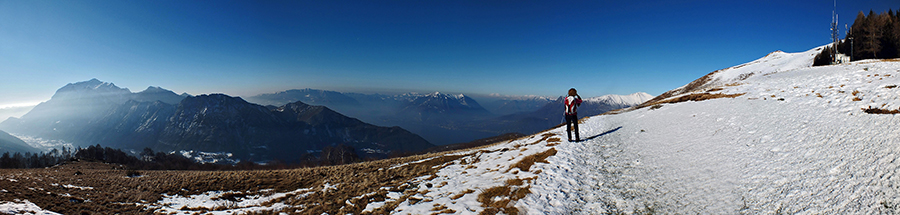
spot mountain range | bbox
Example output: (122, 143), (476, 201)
(248, 89), (651, 145)
(0, 79), (433, 162)
(480, 92), (655, 135)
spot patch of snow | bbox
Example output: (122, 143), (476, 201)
(361, 148), (387, 155)
(148, 187), (315, 214)
(50, 183), (93, 190)
(173, 150), (240, 165)
(322, 183), (337, 193)
(0, 199), (62, 215)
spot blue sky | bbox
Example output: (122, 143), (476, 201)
(1, 0), (897, 108)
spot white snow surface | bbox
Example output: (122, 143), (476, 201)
(0, 199), (62, 215)
(364, 45), (900, 214)
(584, 92), (654, 107)
(147, 187), (316, 214)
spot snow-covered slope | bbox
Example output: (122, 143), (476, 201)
(363, 45), (900, 214)
(584, 92), (654, 108)
(648, 46), (825, 103)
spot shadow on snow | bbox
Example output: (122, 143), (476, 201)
(581, 126), (622, 142)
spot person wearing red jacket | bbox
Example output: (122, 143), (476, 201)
(565, 88), (583, 142)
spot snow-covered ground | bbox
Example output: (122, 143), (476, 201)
(0, 199), (62, 215)
(147, 188), (315, 214)
(364, 45), (900, 214)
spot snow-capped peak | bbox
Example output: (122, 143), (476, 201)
(585, 92), (654, 107)
(51, 79), (131, 100)
(140, 86), (173, 94)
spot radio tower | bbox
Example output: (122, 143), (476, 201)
(831, 0), (840, 64)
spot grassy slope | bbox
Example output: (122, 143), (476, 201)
(0, 148), (484, 214)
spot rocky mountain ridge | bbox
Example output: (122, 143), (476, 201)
(0, 80), (433, 162)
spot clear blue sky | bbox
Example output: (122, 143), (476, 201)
(1, 0), (896, 108)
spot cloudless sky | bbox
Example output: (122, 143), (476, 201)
(1, 0), (897, 108)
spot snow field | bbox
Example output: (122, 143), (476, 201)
(520, 51), (900, 213)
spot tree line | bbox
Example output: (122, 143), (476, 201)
(816, 9), (900, 66)
(0, 148), (74, 169)
(0, 144), (363, 170)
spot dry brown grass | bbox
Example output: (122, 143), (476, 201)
(863, 107), (900, 114)
(886, 85), (897, 89)
(545, 137), (561, 147)
(477, 184), (530, 215)
(0, 149), (473, 215)
(512, 148), (557, 172)
(476, 176), (538, 215)
(641, 93), (745, 108)
(450, 189), (475, 200)
(430, 204), (455, 214)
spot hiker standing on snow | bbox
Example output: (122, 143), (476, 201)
(565, 88), (583, 142)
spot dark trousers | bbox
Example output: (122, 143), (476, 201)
(565, 114), (579, 141)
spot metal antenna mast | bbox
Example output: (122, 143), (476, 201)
(831, 0), (840, 64)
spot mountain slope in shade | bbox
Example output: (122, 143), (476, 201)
(396, 92), (493, 122)
(250, 90), (498, 145)
(133, 86), (187, 104)
(0, 79), (186, 142)
(277, 101), (432, 155)
(81, 100), (177, 150)
(156, 94), (432, 161)
(0, 130), (39, 154)
(1, 80), (432, 161)
(3, 79), (132, 141)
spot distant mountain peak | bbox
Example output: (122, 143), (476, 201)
(134, 86), (186, 104)
(51, 79), (131, 101)
(190, 93), (247, 103)
(85, 78), (102, 84)
(140, 86), (171, 93)
(57, 78), (127, 92)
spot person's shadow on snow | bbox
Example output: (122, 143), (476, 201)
(581, 126), (623, 142)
